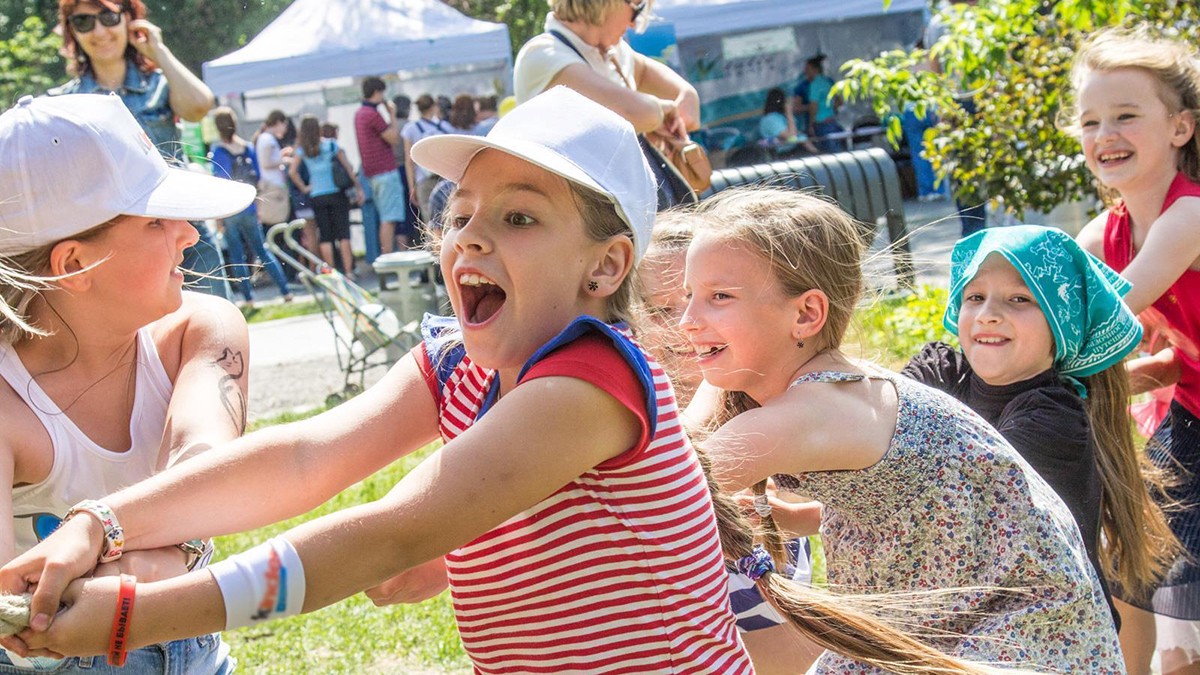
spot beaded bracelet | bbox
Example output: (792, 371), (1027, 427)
(107, 574), (137, 666)
(64, 500), (125, 564)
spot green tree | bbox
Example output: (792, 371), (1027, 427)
(836, 0), (1200, 216)
(445, 0), (548, 59)
(0, 16), (61, 104)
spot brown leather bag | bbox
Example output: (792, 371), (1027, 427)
(662, 135), (712, 193)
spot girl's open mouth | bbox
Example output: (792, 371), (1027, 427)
(696, 344), (727, 359)
(459, 273), (507, 326)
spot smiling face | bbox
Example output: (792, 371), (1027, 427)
(68, 1), (129, 68)
(441, 149), (619, 380)
(681, 233), (802, 402)
(1078, 67), (1194, 195)
(957, 254), (1056, 386)
(639, 246), (701, 401)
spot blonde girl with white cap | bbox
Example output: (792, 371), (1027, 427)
(0, 93), (254, 673)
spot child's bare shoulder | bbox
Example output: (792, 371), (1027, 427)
(149, 293), (248, 379)
(0, 366), (53, 482)
(760, 371), (898, 472)
(1075, 210), (1110, 259)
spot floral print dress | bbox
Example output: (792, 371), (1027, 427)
(774, 371), (1122, 673)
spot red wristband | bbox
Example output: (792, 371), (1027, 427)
(107, 574), (137, 667)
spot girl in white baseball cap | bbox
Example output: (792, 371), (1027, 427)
(2, 88), (1002, 675)
(0, 92), (253, 674)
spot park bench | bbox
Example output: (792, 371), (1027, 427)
(702, 147), (915, 289)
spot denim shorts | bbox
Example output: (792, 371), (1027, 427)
(0, 634), (232, 674)
(367, 170), (408, 224)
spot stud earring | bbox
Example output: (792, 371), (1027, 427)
(587, 281), (599, 292)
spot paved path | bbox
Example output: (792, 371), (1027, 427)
(247, 197), (968, 421)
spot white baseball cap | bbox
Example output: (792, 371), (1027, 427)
(412, 86), (657, 260)
(0, 93), (255, 255)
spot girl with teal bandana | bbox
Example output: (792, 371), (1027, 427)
(905, 224), (1180, 634)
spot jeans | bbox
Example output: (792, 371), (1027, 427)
(812, 118), (846, 153)
(0, 634), (232, 674)
(900, 106), (948, 198)
(222, 210), (291, 302)
(183, 223), (231, 300)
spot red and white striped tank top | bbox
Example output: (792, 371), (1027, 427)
(420, 316), (752, 674)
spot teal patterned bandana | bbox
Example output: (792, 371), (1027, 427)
(944, 225), (1142, 397)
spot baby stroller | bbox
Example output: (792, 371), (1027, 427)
(265, 220), (411, 404)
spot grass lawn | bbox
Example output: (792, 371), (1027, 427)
(219, 408), (471, 673)
(240, 300), (322, 324)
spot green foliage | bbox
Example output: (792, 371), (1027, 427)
(0, 0), (297, 79)
(446, 0), (549, 59)
(214, 442), (471, 673)
(835, 0), (1200, 217)
(0, 16), (61, 104)
(851, 285), (957, 367)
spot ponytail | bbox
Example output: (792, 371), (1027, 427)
(1085, 364), (1182, 600)
(0, 249), (53, 343)
(694, 446), (1018, 675)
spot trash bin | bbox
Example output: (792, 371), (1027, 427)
(372, 251), (444, 341)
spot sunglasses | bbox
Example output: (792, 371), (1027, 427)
(626, 0), (647, 23)
(69, 10), (123, 33)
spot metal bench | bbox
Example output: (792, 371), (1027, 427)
(702, 147), (915, 289)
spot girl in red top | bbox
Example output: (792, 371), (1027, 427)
(0, 88), (999, 675)
(1073, 27), (1200, 675)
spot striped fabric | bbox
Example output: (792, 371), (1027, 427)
(422, 317), (752, 674)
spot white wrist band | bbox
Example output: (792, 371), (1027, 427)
(208, 537), (306, 631)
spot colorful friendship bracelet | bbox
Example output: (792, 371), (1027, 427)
(107, 574), (136, 666)
(64, 500), (125, 564)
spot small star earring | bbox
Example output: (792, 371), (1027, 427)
(587, 281), (599, 292)
(796, 338), (805, 349)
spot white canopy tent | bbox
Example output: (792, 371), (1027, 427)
(202, 0), (511, 96)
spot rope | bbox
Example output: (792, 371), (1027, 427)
(0, 594), (32, 636)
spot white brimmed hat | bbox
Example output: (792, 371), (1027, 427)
(0, 93), (255, 255)
(412, 86), (657, 260)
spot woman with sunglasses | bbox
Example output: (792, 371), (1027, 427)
(48, 0), (227, 300)
(513, 0), (700, 206)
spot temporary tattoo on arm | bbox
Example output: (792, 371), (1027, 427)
(215, 347), (247, 435)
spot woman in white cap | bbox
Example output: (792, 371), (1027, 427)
(0, 93), (252, 674)
(0, 89), (1002, 675)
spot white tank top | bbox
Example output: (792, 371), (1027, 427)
(1, 328), (170, 554)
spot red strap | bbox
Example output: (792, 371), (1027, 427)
(107, 574), (137, 666)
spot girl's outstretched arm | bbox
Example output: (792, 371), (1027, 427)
(9, 374), (638, 657)
(704, 381), (894, 492)
(1104, 197), (1200, 313)
(0, 351), (441, 632)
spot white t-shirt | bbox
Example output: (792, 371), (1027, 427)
(255, 132), (286, 187)
(513, 13), (639, 104)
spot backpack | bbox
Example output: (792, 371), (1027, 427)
(214, 143), (258, 185)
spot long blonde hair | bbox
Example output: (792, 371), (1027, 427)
(1084, 364), (1182, 600)
(697, 448), (1023, 674)
(1065, 26), (1200, 201)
